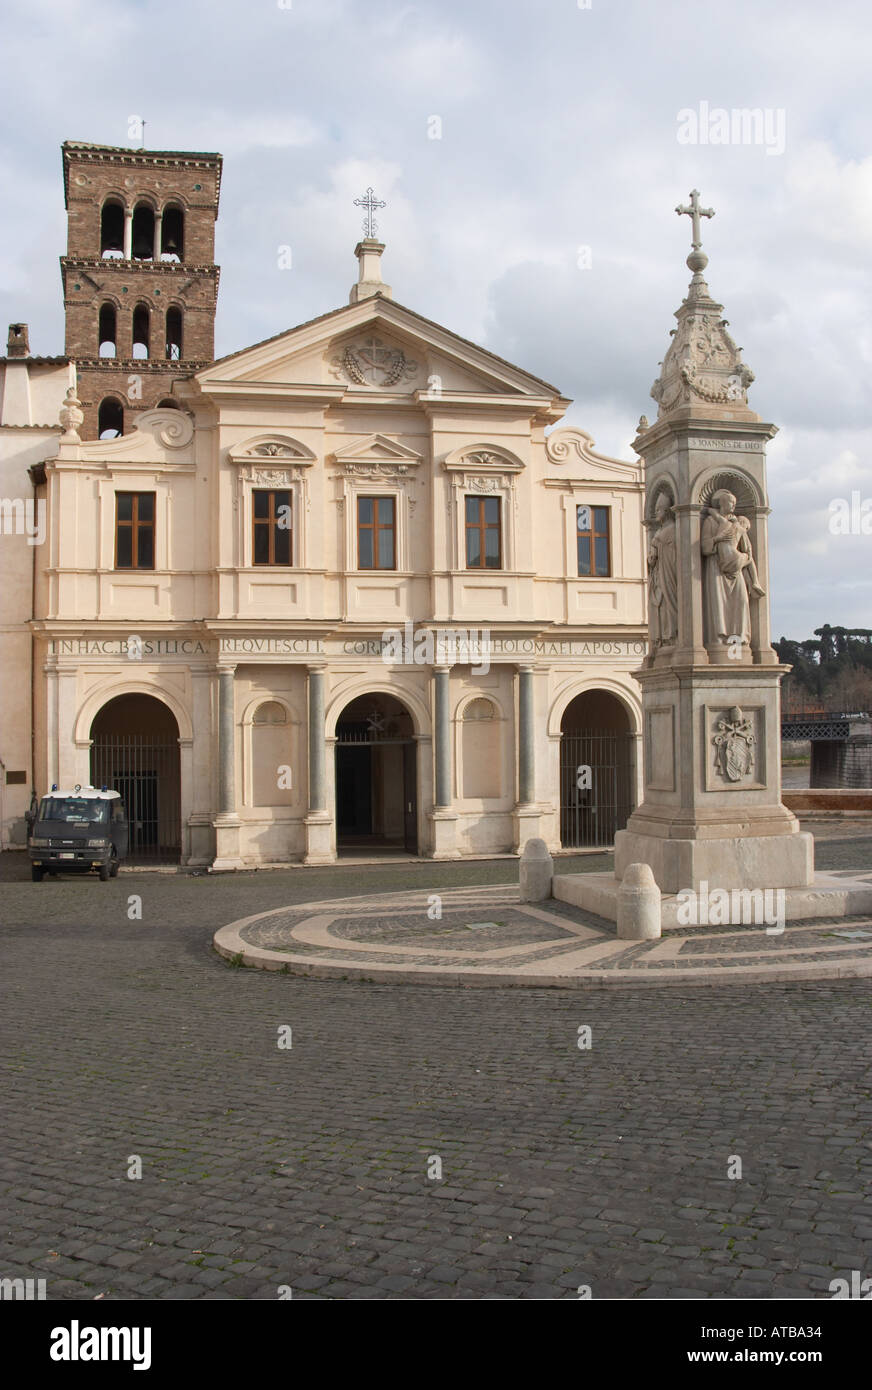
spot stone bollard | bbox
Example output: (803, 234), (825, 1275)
(519, 837), (553, 903)
(616, 862), (661, 939)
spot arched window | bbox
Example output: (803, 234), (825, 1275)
(98, 398), (124, 439)
(253, 702), (286, 725)
(100, 200), (125, 258)
(160, 204), (184, 261)
(462, 698), (500, 798)
(98, 303), (117, 357)
(131, 202), (155, 260)
(251, 702), (291, 806)
(132, 303), (150, 359)
(165, 306), (182, 360)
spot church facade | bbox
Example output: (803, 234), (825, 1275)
(1, 142), (647, 865)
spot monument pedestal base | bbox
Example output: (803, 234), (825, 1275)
(614, 827), (814, 893)
(553, 868), (872, 929)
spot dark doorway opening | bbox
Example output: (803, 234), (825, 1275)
(90, 694), (181, 862)
(560, 690), (636, 849)
(334, 694), (418, 854)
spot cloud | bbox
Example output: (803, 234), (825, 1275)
(0, 0), (870, 635)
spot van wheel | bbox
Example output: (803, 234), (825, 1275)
(109, 856), (119, 878)
(99, 864), (110, 882)
(31, 865), (44, 882)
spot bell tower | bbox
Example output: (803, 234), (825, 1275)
(60, 141), (222, 439)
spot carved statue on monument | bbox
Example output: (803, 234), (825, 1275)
(647, 491), (678, 650)
(701, 488), (765, 647)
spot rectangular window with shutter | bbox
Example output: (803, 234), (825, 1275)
(577, 504), (610, 576)
(252, 490), (292, 565)
(115, 492), (155, 569)
(357, 496), (395, 569)
(465, 495), (501, 568)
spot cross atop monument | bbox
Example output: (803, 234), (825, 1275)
(675, 189), (714, 250)
(353, 187), (386, 240)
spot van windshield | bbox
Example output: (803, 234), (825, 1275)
(38, 798), (110, 825)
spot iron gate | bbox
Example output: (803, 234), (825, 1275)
(560, 729), (635, 848)
(90, 734), (181, 861)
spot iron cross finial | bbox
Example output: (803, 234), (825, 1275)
(676, 189), (715, 250)
(354, 187), (386, 239)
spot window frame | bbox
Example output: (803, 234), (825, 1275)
(576, 503), (611, 578)
(251, 488), (293, 567)
(114, 490), (156, 571)
(465, 494), (503, 570)
(357, 494), (397, 571)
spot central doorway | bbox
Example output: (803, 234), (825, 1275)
(334, 693), (418, 854)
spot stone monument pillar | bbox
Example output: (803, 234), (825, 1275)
(614, 192), (814, 893)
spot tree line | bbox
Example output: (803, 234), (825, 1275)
(774, 626), (872, 712)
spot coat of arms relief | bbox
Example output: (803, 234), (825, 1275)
(329, 336), (419, 388)
(712, 706), (756, 782)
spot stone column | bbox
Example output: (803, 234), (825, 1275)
(217, 668), (236, 815)
(44, 660), (58, 791)
(212, 665), (243, 871)
(750, 505), (778, 665)
(512, 664), (543, 853)
(674, 502), (707, 666)
(518, 665), (535, 804)
(428, 665), (459, 858)
(123, 208), (133, 260)
(188, 665), (216, 866)
(433, 665), (451, 809)
(57, 669), (80, 789)
(154, 209), (163, 260)
(304, 665), (334, 863)
(307, 666), (326, 812)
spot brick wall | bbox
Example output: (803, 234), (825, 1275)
(61, 144), (221, 438)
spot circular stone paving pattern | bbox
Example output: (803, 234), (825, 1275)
(213, 884), (872, 989)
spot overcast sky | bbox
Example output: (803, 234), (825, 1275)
(2, 0), (870, 639)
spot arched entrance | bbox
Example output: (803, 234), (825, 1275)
(90, 694), (181, 861)
(334, 693), (417, 854)
(560, 690), (635, 848)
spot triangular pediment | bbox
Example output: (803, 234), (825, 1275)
(330, 433), (423, 467)
(193, 296), (567, 406)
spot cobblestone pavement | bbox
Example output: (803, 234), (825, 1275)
(1, 836), (871, 1300)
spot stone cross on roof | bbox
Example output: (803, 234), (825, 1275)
(353, 187), (386, 240)
(675, 189), (714, 250)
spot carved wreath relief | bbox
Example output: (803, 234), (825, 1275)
(329, 336), (419, 388)
(712, 706), (755, 782)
